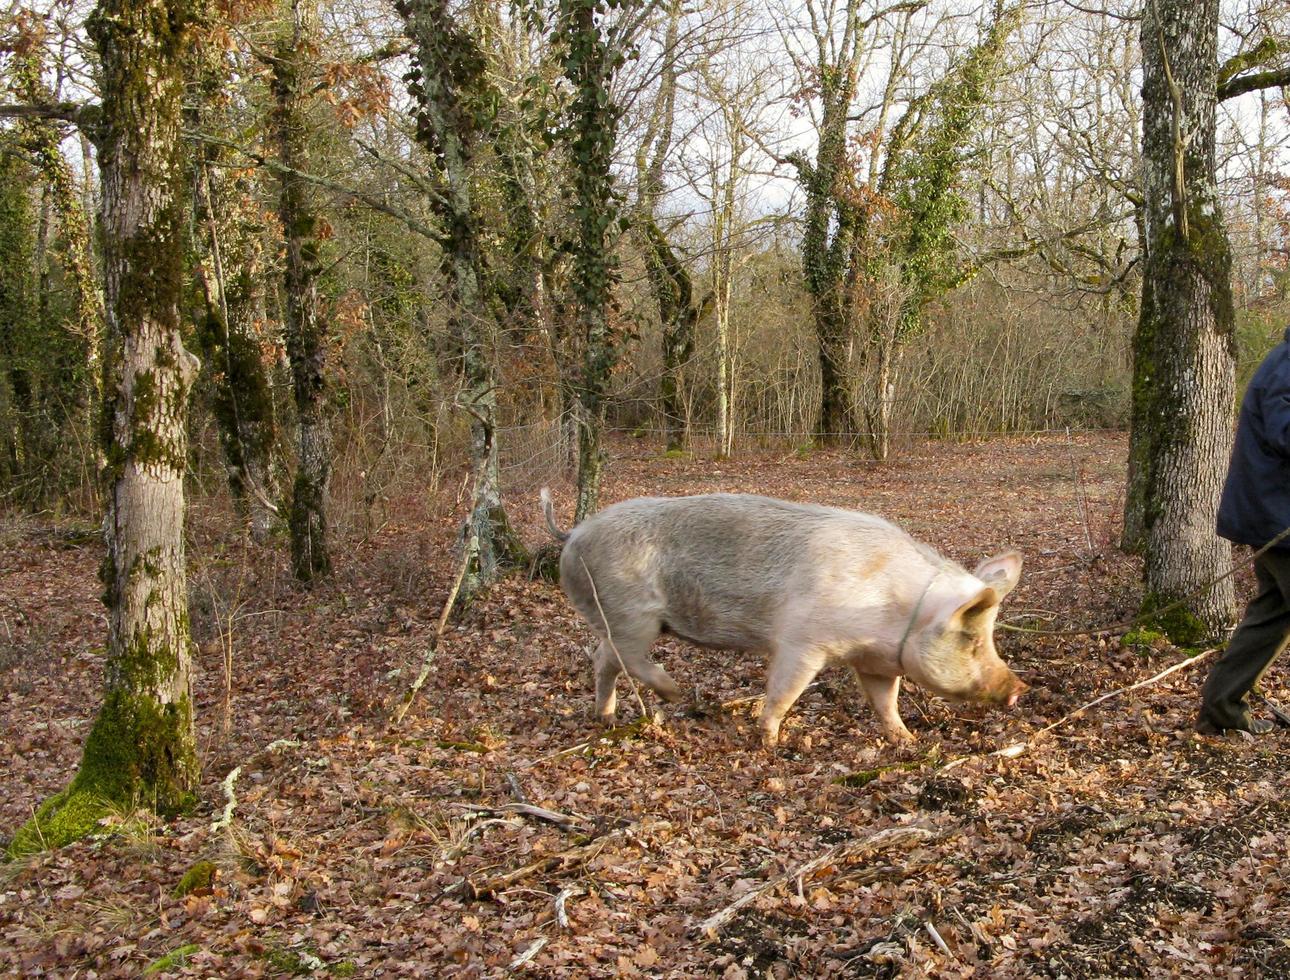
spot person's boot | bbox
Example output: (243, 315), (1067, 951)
(1195, 712), (1276, 736)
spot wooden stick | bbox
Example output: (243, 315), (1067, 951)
(695, 825), (934, 937)
(942, 648), (1217, 771)
(456, 802), (585, 828)
(211, 766), (242, 833)
(391, 536), (477, 725)
(450, 827), (632, 898)
(508, 937), (547, 970)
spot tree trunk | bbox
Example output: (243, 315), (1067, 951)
(192, 145), (280, 543)
(400, 0), (526, 598)
(636, 0), (699, 453)
(12, 32), (104, 465)
(561, 0), (624, 522)
(273, 0), (332, 581)
(815, 298), (856, 441)
(0, 146), (38, 492)
(9, 0), (200, 855)
(1132, 0), (1236, 638)
(640, 218), (700, 454)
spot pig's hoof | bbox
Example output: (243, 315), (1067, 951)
(759, 728), (781, 750)
(886, 728), (916, 744)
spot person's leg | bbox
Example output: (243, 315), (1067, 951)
(1199, 551), (1290, 731)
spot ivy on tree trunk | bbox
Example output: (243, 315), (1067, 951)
(273, 0), (333, 582)
(398, 0), (526, 599)
(558, 0), (626, 521)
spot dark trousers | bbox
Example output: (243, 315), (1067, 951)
(1200, 549), (1290, 728)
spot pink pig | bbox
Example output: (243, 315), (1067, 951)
(542, 490), (1026, 747)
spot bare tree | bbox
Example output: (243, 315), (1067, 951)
(190, 62), (280, 544)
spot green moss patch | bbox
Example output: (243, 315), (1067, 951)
(7, 787), (113, 857)
(144, 944), (202, 974)
(173, 860), (217, 897)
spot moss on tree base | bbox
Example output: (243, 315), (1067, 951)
(7, 688), (197, 858)
(1139, 593), (1214, 648)
(7, 786), (114, 856)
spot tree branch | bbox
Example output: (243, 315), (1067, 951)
(184, 130), (446, 246)
(0, 101), (96, 126)
(1218, 65), (1290, 102)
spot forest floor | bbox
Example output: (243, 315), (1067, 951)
(2, 431), (1289, 978)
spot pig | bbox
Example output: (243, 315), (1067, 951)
(541, 489), (1026, 748)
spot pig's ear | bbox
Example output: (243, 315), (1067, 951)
(972, 551), (1022, 599)
(950, 586), (1000, 628)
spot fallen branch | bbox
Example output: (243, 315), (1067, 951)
(449, 826), (632, 899)
(554, 885), (585, 930)
(925, 921), (955, 961)
(508, 937), (547, 970)
(456, 802), (586, 829)
(695, 825), (936, 937)
(211, 766), (242, 833)
(719, 682), (820, 711)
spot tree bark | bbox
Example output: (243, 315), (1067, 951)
(1130, 0), (1236, 638)
(9, 0), (200, 855)
(399, 0), (526, 598)
(191, 152), (281, 543)
(0, 146), (38, 491)
(273, 0), (332, 581)
(11, 22), (104, 458)
(635, 0), (702, 453)
(560, 0), (625, 522)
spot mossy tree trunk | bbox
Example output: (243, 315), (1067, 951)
(191, 100), (280, 543)
(0, 145), (39, 492)
(272, 0), (332, 581)
(9, 0), (200, 856)
(1130, 0), (1236, 638)
(559, 0), (626, 522)
(11, 19), (105, 471)
(399, 0), (526, 598)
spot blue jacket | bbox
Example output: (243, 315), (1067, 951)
(1217, 327), (1290, 549)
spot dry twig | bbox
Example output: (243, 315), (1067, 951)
(696, 825), (936, 937)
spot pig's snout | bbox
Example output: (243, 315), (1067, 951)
(997, 673), (1027, 707)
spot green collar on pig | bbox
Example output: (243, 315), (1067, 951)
(896, 566), (946, 676)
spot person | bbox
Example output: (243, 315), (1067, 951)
(1198, 326), (1290, 735)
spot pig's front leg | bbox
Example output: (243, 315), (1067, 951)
(759, 645), (826, 748)
(852, 670), (914, 743)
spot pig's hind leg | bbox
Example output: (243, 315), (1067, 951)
(591, 619), (681, 724)
(760, 645), (827, 748)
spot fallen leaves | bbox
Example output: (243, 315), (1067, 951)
(2, 434), (1288, 976)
